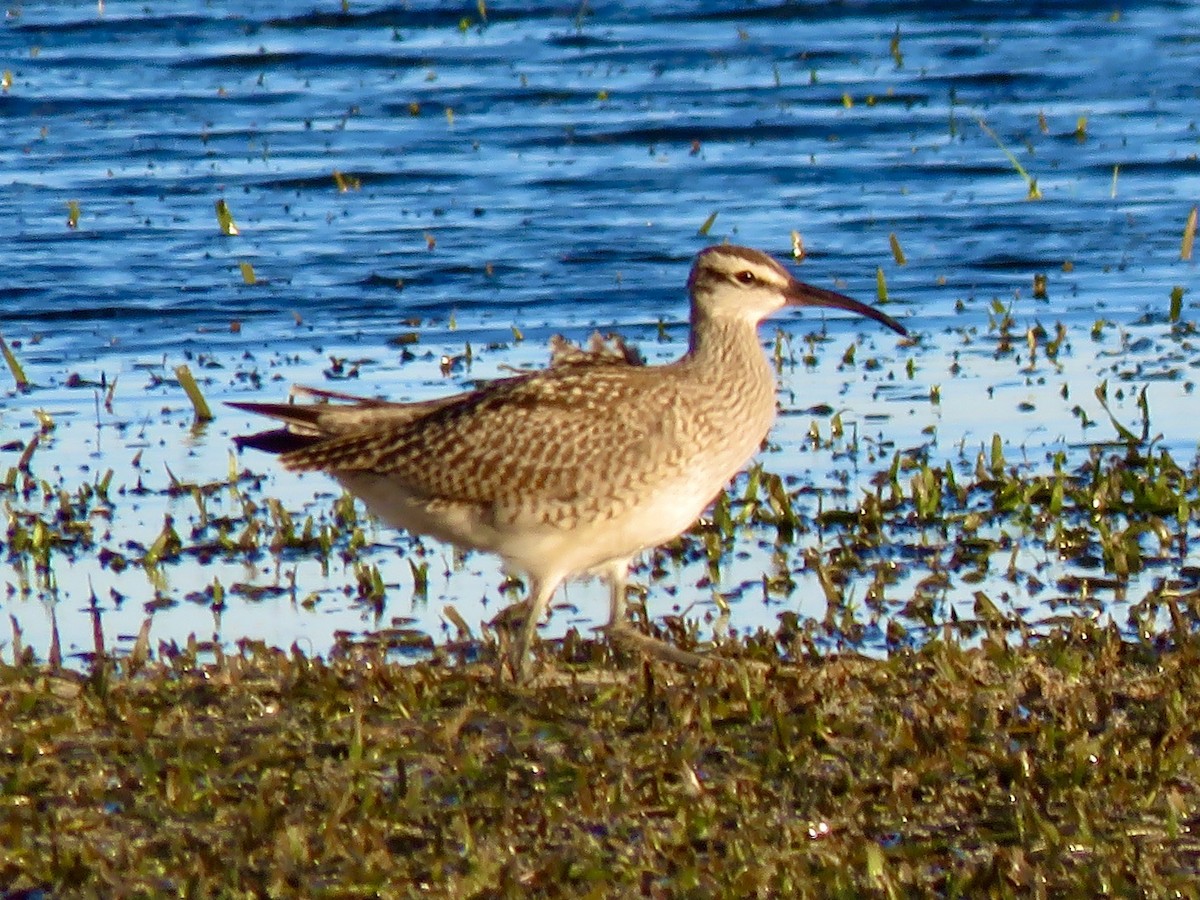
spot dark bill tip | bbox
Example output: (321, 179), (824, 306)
(788, 281), (908, 336)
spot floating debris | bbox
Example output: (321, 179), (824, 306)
(0, 334), (30, 391)
(1182, 206), (1196, 261)
(978, 117), (1041, 199)
(175, 364), (214, 422)
(214, 198), (239, 236)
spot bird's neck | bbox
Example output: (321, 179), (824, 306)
(675, 309), (779, 462)
(685, 311), (769, 374)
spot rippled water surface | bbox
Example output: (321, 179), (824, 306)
(2, 1), (1199, 664)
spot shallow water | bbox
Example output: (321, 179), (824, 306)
(2, 1), (1199, 665)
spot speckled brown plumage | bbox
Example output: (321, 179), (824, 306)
(282, 339), (756, 514)
(231, 244), (907, 681)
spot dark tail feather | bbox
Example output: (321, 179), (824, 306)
(229, 399), (330, 455)
(233, 428), (322, 456)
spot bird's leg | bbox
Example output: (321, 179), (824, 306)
(602, 559), (637, 663)
(606, 559), (629, 629)
(601, 559), (722, 671)
(511, 578), (558, 683)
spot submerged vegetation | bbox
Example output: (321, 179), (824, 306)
(4, 313), (1200, 892)
(5, 349), (1200, 667)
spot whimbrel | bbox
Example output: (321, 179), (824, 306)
(231, 245), (907, 680)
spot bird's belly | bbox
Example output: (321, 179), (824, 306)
(334, 472), (509, 553)
(333, 456), (746, 585)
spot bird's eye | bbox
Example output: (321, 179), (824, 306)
(735, 270), (756, 285)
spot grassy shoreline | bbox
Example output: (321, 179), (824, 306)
(3, 623), (1199, 896)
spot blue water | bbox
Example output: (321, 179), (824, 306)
(2, 1), (1199, 665)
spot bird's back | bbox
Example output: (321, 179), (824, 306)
(280, 353), (772, 528)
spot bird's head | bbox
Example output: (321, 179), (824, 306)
(687, 244), (907, 336)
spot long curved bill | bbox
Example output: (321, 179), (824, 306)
(787, 280), (908, 336)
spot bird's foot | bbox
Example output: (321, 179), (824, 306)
(603, 621), (717, 670)
(488, 601), (543, 685)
